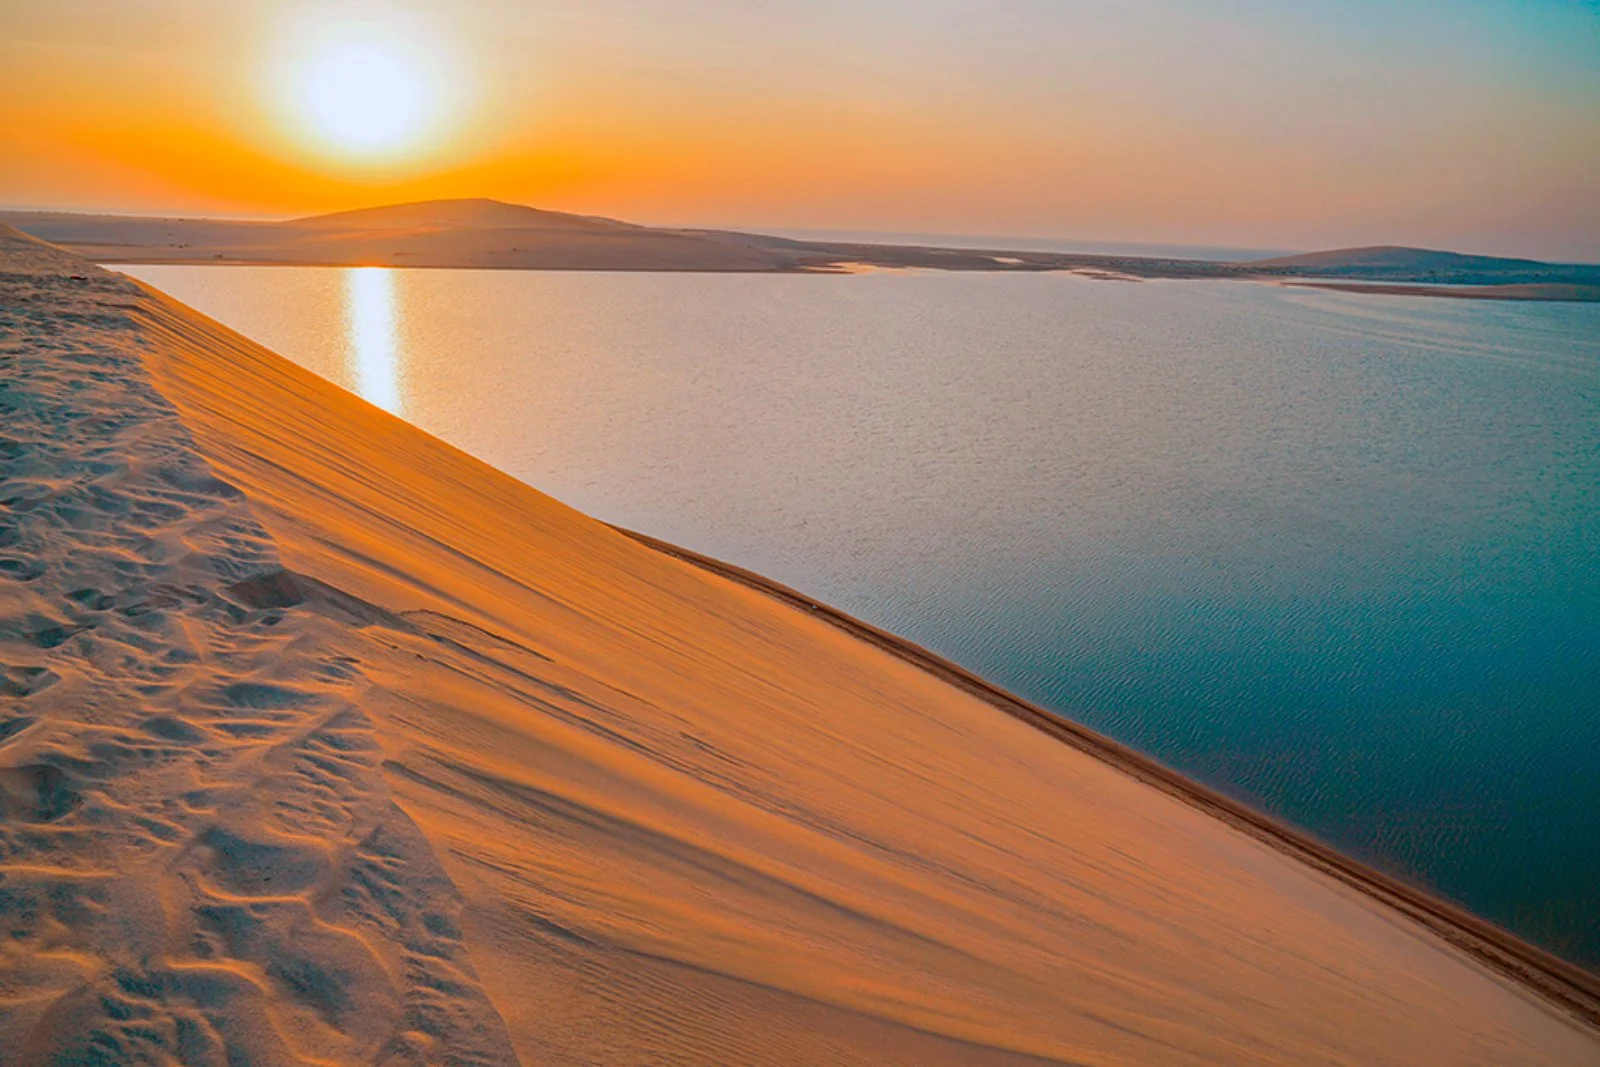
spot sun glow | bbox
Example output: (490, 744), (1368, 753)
(274, 18), (455, 164)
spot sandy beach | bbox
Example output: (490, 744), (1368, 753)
(3, 223), (1598, 1064)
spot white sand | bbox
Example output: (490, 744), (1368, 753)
(2, 225), (1596, 1064)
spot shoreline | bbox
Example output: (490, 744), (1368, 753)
(1279, 280), (1600, 302)
(616, 525), (1600, 1030)
(102, 256), (1600, 302)
(8, 200), (1600, 301)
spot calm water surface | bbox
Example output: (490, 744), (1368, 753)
(123, 264), (1600, 967)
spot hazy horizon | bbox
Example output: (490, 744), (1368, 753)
(0, 197), (1310, 262)
(9, 196), (1599, 266)
(4, 1), (1598, 261)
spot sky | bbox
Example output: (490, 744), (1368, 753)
(2, 0), (1598, 259)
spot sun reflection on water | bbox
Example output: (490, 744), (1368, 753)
(345, 268), (402, 414)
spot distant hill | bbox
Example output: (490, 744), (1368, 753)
(1247, 245), (1599, 288)
(292, 197), (641, 234)
(1252, 245), (1546, 271)
(0, 199), (805, 272)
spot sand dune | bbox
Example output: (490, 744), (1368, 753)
(2, 225), (1598, 1064)
(0, 200), (806, 272)
(1251, 245), (1552, 271)
(285, 199), (647, 234)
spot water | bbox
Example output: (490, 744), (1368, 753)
(121, 264), (1600, 968)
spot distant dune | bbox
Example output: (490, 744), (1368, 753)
(1252, 244), (1550, 272)
(6, 200), (1597, 298)
(0, 199), (805, 272)
(3, 224), (1598, 1063)
(1248, 244), (1600, 295)
(288, 198), (645, 233)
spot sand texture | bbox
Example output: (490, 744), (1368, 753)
(2, 226), (1598, 1064)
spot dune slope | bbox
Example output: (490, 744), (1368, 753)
(2, 228), (1598, 1065)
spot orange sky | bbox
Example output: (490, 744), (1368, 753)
(3, 0), (1598, 258)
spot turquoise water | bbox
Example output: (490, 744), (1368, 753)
(121, 264), (1600, 968)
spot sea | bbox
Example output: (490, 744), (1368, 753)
(119, 263), (1600, 968)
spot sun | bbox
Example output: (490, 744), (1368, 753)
(301, 41), (426, 151)
(277, 23), (448, 162)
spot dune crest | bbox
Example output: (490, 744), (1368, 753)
(287, 198), (642, 234)
(2, 227), (1598, 1064)
(0, 228), (516, 1064)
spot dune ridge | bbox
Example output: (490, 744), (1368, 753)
(0, 227), (518, 1064)
(3, 225), (1599, 1064)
